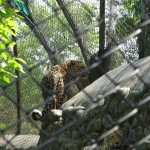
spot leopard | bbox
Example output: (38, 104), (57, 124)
(31, 60), (88, 121)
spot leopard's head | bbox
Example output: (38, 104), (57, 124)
(69, 60), (88, 77)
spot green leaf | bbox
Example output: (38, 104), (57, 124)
(0, 43), (6, 49)
(3, 75), (10, 83)
(8, 41), (16, 47)
(0, 72), (11, 85)
(0, 123), (7, 129)
(15, 57), (26, 64)
(124, 1), (131, 9)
(1, 51), (7, 60)
(6, 19), (18, 30)
(0, 32), (10, 43)
(0, 68), (17, 77)
(7, 60), (25, 73)
(6, 60), (19, 70)
(4, 27), (16, 36)
(17, 64), (25, 73)
(0, 78), (9, 85)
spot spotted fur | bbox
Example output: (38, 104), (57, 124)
(31, 60), (88, 121)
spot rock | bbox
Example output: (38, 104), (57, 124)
(88, 109), (96, 118)
(89, 133), (99, 139)
(102, 115), (113, 130)
(62, 106), (85, 120)
(53, 121), (63, 130)
(72, 131), (79, 139)
(132, 118), (138, 127)
(144, 126), (150, 136)
(117, 87), (130, 97)
(143, 92), (150, 98)
(86, 122), (95, 134)
(109, 99), (118, 116)
(101, 105), (109, 114)
(94, 119), (102, 131)
(67, 143), (78, 150)
(47, 124), (53, 133)
(135, 126), (143, 141)
(130, 90), (141, 98)
(60, 146), (67, 150)
(82, 115), (90, 123)
(76, 109), (85, 118)
(41, 109), (62, 123)
(137, 144), (147, 150)
(128, 130), (137, 143)
(118, 101), (128, 115)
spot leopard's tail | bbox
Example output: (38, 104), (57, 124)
(31, 109), (43, 121)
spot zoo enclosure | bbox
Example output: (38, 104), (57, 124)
(1, 0), (150, 149)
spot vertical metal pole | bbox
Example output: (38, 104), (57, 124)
(139, 0), (146, 59)
(99, 0), (105, 54)
(12, 30), (21, 135)
(55, 0), (88, 65)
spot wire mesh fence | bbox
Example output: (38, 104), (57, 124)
(1, 0), (150, 149)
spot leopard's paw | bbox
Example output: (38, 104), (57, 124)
(31, 109), (42, 121)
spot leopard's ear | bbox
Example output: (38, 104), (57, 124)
(70, 60), (77, 65)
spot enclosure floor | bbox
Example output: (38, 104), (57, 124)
(0, 135), (39, 149)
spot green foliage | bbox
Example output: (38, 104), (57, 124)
(115, 17), (135, 39)
(0, 0), (26, 85)
(27, 0), (98, 63)
(123, 0), (150, 57)
(124, 0), (141, 25)
(0, 123), (6, 129)
(115, 0), (141, 39)
(114, 0), (142, 62)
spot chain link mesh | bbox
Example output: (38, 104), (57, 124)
(1, 0), (150, 149)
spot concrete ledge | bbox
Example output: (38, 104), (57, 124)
(0, 135), (39, 150)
